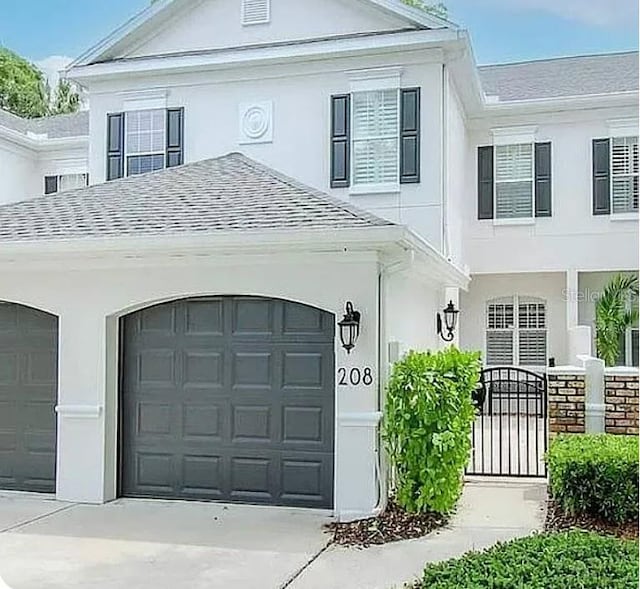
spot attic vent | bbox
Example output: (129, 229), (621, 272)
(242, 0), (270, 25)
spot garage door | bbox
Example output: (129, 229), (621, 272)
(120, 296), (335, 508)
(0, 303), (58, 492)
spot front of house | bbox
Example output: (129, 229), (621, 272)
(0, 0), (637, 520)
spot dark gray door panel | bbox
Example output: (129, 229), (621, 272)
(121, 297), (335, 508)
(0, 303), (57, 493)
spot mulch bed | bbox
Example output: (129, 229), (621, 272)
(325, 500), (449, 548)
(544, 499), (639, 540)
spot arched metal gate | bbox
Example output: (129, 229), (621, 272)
(467, 367), (548, 477)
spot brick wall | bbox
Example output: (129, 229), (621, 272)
(604, 374), (639, 435)
(548, 374), (586, 435)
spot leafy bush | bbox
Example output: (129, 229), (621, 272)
(382, 347), (480, 514)
(547, 434), (639, 524)
(416, 531), (639, 589)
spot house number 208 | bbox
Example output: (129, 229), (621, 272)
(338, 367), (374, 386)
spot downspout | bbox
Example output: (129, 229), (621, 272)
(441, 62), (450, 259)
(371, 251), (415, 516)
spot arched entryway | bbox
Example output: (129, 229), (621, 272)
(0, 302), (58, 492)
(119, 296), (335, 508)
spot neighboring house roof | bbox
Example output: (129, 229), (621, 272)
(479, 51), (639, 102)
(0, 153), (393, 242)
(71, 0), (456, 67)
(0, 109), (89, 138)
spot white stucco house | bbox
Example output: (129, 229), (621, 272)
(0, 0), (637, 520)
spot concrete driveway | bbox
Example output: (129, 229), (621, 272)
(0, 493), (332, 589)
(0, 480), (546, 589)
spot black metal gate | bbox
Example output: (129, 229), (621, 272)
(467, 367), (548, 477)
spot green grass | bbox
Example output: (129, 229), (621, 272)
(415, 531), (639, 589)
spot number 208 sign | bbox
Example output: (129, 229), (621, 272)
(337, 367), (374, 386)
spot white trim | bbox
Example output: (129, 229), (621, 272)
(338, 412), (383, 427)
(348, 67), (403, 93)
(547, 366), (586, 376)
(491, 126), (538, 146)
(121, 89), (168, 112)
(55, 405), (104, 418)
(610, 213), (639, 222)
(605, 366), (639, 376)
(607, 118), (639, 137)
(493, 217), (535, 226)
(0, 125), (88, 152)
(349, 183), (401, 195)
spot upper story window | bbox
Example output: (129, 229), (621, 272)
(44, 173), (89, 195)
(478, 138), (552, 222)
(242, 0), (270, 25)
(593, 132), (639, 217)
(486, 295), (547, 367)
(330, 72), (420, 192)
(126, 109), (166, 176)
(106, 107), (184, 181)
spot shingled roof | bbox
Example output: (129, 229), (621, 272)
(0, 153), (393, 243)
(0, 109), (89, 139)
(479, 51), (639, 101)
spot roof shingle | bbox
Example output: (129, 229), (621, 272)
(0, 153), (392, 243)
(0, 109), (89, 138)
(479, 51), (639, 101)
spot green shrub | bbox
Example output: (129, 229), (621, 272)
(547, 434), (639, 524)
(382, 347), (480, 514)
(416, 531), (639, 589)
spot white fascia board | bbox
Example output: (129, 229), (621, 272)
(0, 126), (88, 153)
(67, 29), (462, 82)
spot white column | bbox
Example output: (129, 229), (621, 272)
(584, 357), (606, 433)
(566, 269), (579, 329)
(55, 309), (108, 503)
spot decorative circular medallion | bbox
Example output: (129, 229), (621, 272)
(242, 106), (269, 139)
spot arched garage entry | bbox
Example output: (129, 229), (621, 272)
(0, 302), (58, 492)
(119, 296), (335, 508)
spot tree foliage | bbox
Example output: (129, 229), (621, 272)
(401, 0), (448, 19)
(0, 47), (81, 119)
(595, 273), (638, 367)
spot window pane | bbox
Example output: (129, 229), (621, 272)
(612, 136), (638, 176)
(127, 154), (165, 176)
(496, 181), (533, 218)
(519, 303), (546, 329)
(519, 331), (547, 366)
(612, 177), (639, 213)
(487, 303), (514, 329)
(495, 144), (533, 181)
(353, 138), (399, 185)
(126, 109), (166, 155)
(486, 331), (514, 365)
(632, 329), (639, 368)
(352, 90), (398, 140)
(58, 173), (88, 192)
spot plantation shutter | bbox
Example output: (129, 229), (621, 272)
(534, 142), (552, 217)
(107, 113), (125, 181)
(44, 176), (58, 195)
(330, 94), (350, 188)
(495, 144), (534, 219)
(592, 138), (611, 215)
(477, 146), (494, 219)
(611, 136), (638, 214)
(518, 299), (547, 366)
(400, 88), (420, 184)
(166, 107), (184, 168)
(486, 300), (514, 365)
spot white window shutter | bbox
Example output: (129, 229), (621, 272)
(486, 331), (514, 365)
(242, 0), (270, 25)
(518, 331), (547, 366)
(611, 136), (639, 214)
(495, 144), (534, 219)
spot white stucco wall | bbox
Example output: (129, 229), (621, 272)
(37, 145), (90, 187)
(459, 272), (568, 366)
(87, 50), (445, 249)
(125, 0), (408, 58)
(0, 250), (394, 519)
(463, 108), (639, 274)
(0, 139), (39, 204)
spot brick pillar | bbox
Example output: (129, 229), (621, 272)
(604, 373), (639, 435)
(548, 373), (586, 434)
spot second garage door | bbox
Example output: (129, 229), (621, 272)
(120, 296), (335, 508)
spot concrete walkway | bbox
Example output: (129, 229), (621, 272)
(0, 479), (546, 589)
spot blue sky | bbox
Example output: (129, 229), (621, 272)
(0, 0), (637, 71)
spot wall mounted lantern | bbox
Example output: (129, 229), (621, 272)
(338, 302), (361, 354)
(437, 300), (459, 342)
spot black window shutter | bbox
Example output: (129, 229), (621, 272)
(106, 113), (125, 181)
(44, 176), (58, 195)
(400, 87), (420, 184)
(330, 94), (350, 188)
(535, 142), (552, 217)
(593, 138), (611, 215)
(477, 146), (494, 219)
(166, 107), (184, 168)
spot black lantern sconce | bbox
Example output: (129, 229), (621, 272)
(437, 300), (459, 342)
(338, 302), (361, 354)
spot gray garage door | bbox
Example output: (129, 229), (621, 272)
(0, 303), (58, 493)
(120, 296), (335, 508)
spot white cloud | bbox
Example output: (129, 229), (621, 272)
(488, 0), (638, 28)
(34, 55), (74, 87)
